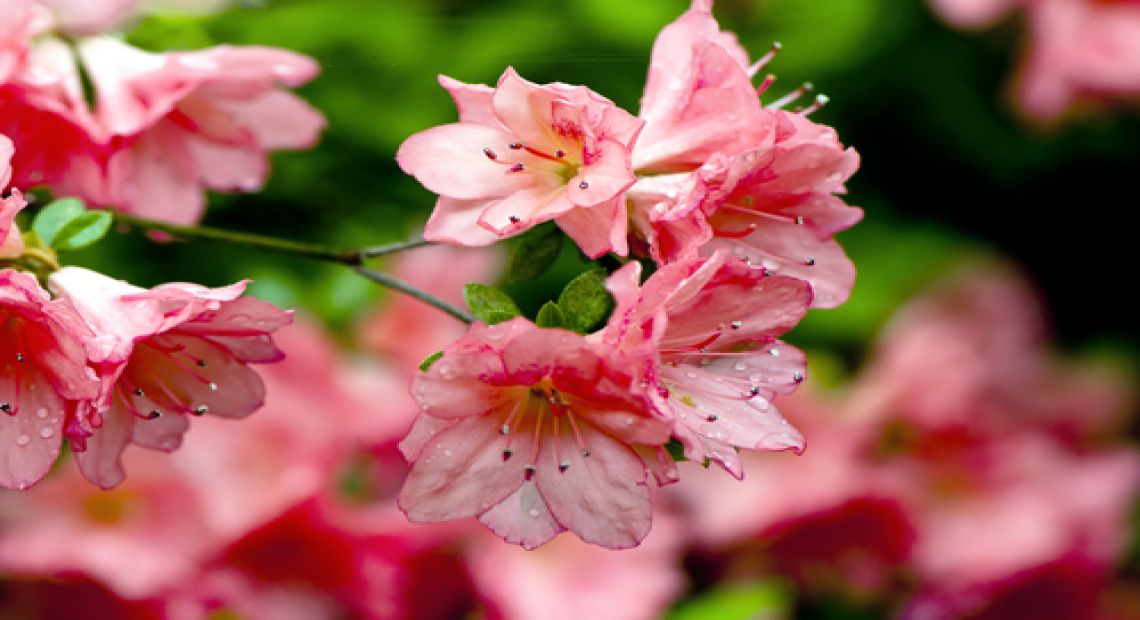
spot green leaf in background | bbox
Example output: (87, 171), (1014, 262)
(667, 580), (791, 620)
(52, 211), (113, 252)
(535, 301), (566, 329)
(509, 223), (564, 283)
(31, 197), (86, 248)
(463, 283), (522, 325)
(419, 351), (444, 372)
(556, 269), (612, 333)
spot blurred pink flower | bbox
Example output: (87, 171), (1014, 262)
(399, 318), (671, 549)
(1, 134), (27, 258)
(78, 37), (325, 224)
(48, 266), (292, 489)
(602, 252), (812, 478)
(0, 269), (99, 490)
(398, 69), (643, 258)
(466, 509), (687, 620)
(929, 0), (1140, 120)
(37, 0), (140, 35)
(846, 265), (1134, 443)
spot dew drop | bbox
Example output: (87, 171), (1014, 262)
(15, 353), (24, 363)
(769, 348), (780, 357)
(133, 387), (144, 397)
(794, 216), (805, 225)
(750, 386), (762, 396)
(443, 449), (453, 457)
(527, 508), (540, 518)
(194, 405), (209, 416)
(500, 424), (510, 435)
(197, 359), (208, 368)
(39, 427), (53, 439)
(15, 435), (30, 447)
(580, 449), (591, 458)
(804, 257), (816, 266)
(733, 361), (748, 372)
(207, 382), (218, 392)
(35, 408), (48, 419)
(730, 320), (743, 330)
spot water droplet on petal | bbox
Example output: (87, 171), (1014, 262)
(15, 435), (30, 447)
(733, 361), (748, 371)
(39, 427), (53, 439)
(35, 408), (48, 419)
(527, 508), (540, 518)
(207, 382), (218, 392)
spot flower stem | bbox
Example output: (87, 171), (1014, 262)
(352, 265), (474, 324)
(110, 212), (471, 324)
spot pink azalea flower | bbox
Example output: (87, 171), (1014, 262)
(48, 266), (292, 489)
(602, 251), (813, 478)
(633, 0), (774, 174)
(1, 134), (27, 258)
(0, 269), (99, 490)
(398, 318), (672, 550)
(76, 37), (325, 224)
(1018, 0), (1140, 120)
(701, 111), (863, 308)
(928, 0), (1023, 28)
(0, 317), (412, 600)
(397, 69), (644, 258)
(0, 22), (109, 198)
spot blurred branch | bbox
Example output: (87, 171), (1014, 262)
(351, 265), (474, 324)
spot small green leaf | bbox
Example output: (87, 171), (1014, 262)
(463, 283), (522, 325)
(556, 269), (612, 333)
(31, 198), (86, 248)
(535, 301), (566, 329)
(419, 351), (444, 372)
(509, 223), (564, 283)
(667, 580), (791, 620)
(51, 210), (113, 252)
(665, 437), (689, 462)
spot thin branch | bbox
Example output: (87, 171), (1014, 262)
(352, 265), (474, 324)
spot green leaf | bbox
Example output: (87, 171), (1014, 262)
(463, 283), (522, 325)
(31, 198), (86, 248)
(667, 580), (791, 620)
(51, 211), (113, 252)
(665, 437), (688, 462)
(535, 301), (566, 329)
(508, 223), (564, 283)
(556, 269), (612, 333)
(419, 351), (444, 372)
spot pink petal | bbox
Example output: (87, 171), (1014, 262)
(398, 414), (527, 522)
(439, 74), (499, 126)
(130, 400), (190, 451)
(397, 122), (532, 201)
(535, 419), (652, 549)
(0, 365), (67, 490)
(74, 401), (135, 489)
(423, 196), (505, 246)
(478, 479), (565, 550)
(491, 67), (563, 148)
(555, 196), (627, 259)
(707, 222), (856, 309)
(477, 184), (573, 236)
(213, 89), (325, 150)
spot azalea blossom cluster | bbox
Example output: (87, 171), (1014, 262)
(930, 0), (1140, 120)
(395, 0), (861, 549)
(2, 140), (291, 490)
(1, 0), (316, 491)
(1, 0), (324, 224)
